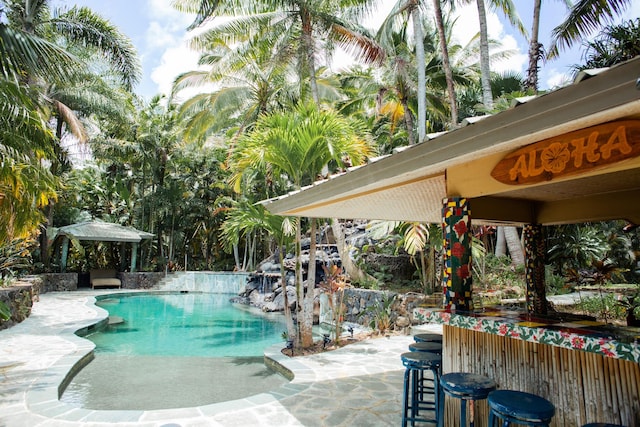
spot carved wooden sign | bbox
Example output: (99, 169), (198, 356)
(491, 120), (640, 185)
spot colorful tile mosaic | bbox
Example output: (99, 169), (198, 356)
(413, 307), (640, 363)
(524, 224), (547, 314)
(442, 197), (473, 311)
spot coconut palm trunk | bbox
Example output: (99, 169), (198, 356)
(525, 0), (542, 91)
(504, 226), (525, 266)
(411, 1), (427, 142)
(476, 0), (493, 108)
(431, 0), (458, 126)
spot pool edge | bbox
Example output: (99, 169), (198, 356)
(25, 290), (312, 425)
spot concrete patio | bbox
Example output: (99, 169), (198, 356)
(0, 291), (442, 426)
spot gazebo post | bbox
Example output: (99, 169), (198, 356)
(119, 242), (126, 271)
(442, 197), (473, 311)
(60, 236), (69, 273)
(524, 224), (547, 315)
(131, 242), (138, 273)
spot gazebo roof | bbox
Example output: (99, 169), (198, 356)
(261, 57), (640, 226)
(57, 221), (154, 243)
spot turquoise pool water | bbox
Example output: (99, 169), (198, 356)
(92, 292), (286, 357)
(61, 292), (289, 410)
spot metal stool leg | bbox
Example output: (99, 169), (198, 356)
(402, 367), (411, 427)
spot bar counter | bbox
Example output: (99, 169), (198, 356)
(414, 307), (640, 426)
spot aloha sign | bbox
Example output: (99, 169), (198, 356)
(491, 120), (640, 185)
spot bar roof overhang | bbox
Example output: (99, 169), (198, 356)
(261, 57), (640, 226)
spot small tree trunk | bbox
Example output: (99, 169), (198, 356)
(294, 216), (304, 346)
(300, 218), (317, 348)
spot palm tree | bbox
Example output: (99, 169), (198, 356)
(172, 30), (298, 142)
(458, 0), (525, 108)
(378, 0), (431, 144)
(574, 18), (640, 70)
(0, 78), (58, 244)
(229, 103), (375, 348)
(220, 200), (297, 343)
(174, 0), (384, 105)
(1, 1), (141, 262)
(430, 0), (459, 126)
(525, 0), (571, 92)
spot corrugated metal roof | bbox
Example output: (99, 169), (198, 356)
(261, 57), (640, 225)
(57, 221), (154, 243)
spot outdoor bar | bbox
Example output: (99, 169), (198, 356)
(262, 57), (640, 426)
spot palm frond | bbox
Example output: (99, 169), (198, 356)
(0, 23), (80, 80)
(548, 0), (632, 58)
(50, 7), (141, 90)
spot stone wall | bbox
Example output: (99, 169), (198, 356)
(119, 272), (164, 289)
(39, 273), (77, 292)
(327, 288), (442, 329)
(0, 279), (41, 330)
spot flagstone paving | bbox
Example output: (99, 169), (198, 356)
(0, 290), (442, 426)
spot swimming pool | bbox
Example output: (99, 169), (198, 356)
(61, 292), (289, 410)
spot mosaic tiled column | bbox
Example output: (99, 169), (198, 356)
(442, 197), (473, 311)
(524, 224), (547, 314)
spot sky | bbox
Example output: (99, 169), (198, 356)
(52, 0), (640, 102)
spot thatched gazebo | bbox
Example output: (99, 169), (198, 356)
(56, 220), (154, 273)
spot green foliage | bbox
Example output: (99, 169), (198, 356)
(359, 294), (396, 334)
(575, 293), (627, 322)
(548, 224), (608, 273)
(576, 18), (640, 70)
(545, 266), (571, 296)
(0, 301), (10, 321)
(475, 254), (526, 296)
(351, 276), (380, 290)
(0, 239), (34, 283)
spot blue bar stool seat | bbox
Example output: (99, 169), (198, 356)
(488, 390), (555, 427)
(439, 372), (497, 427)
(414, 333), (443, 343)
(401, 351), (442, 427)
(409, 341), (443, 354)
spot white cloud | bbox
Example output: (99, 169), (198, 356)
(142, 0), (198, 97)
(147, 0), (193, 28)
(150, 40), (201, 97)
(451, 4), (527, 75)
(544, 68), (573, 90)
(145, 21), (178, 50)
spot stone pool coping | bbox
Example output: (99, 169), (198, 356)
(0, 290), (442, 426)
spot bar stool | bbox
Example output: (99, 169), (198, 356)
(409, 341), (443, 354)
(408, 341), (443, 402)
(582, 424), (626, 427)
(414, 333), (443, 343)
(439, 372), (496, 427)
(401, 351), (442, 427)
(487, 390), (555, 426)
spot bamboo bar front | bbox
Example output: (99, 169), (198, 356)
(415, 309), (640, 427)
